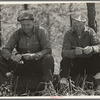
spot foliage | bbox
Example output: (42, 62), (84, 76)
(1, 3), (88, 74)
(0, 72), (97, 96)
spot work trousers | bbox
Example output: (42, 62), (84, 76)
(60, 54), (100, 79)
(0, 54), (54, 82)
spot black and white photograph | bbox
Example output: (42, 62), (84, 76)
(0, 1), (100, 97)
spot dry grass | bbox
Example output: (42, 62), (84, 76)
(0, 71), (98, 96)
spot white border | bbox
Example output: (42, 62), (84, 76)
(0, 1), (100, 4)
(1, 1), (100, 99)
(0, 96), (100, 99)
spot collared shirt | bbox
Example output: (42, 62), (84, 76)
(62, 26), (100, 58)
(1, 26), (51, 60)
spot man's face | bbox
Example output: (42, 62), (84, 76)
(20, 20), (34, 34)
(72, 19), (85, 33)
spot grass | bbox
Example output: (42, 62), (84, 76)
(0, 70), (98, 96)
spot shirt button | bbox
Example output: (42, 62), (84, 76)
(27, 50), (30, 53)
(6, 58), (9, 60)
(27, 43), (29, 46)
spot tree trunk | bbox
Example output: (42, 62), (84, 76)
(0, 5), (1, 47)
(45, 4), (50, 39)
(87, 3), (97, 32)
(24, 4), (28, 10)
(69, 3), (73, 27)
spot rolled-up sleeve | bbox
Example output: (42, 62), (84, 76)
(90, 28), (100, 54)
(1, 31), (19, 60)
(38, 27), (51, 55)
(62, 31), (76, 58)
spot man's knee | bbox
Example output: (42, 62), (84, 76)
(0, 56), (7, 67)
(91, 54), (100, 61)
(41, 54), (54, 81)
(42, 54), (54, 69)
(0, 56), (4, 61)
(60, 57), (72, 78)
(43, 54), (54, 66)
(42, 54), (54, 73)
(43, 54), (54, 63)
(60, 57), (71, 67)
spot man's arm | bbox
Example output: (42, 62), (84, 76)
(90, 28), (100, 54)
(36, 27), (51, 58)
(62, 31), (76, 59)
(1, 31), (19, 60)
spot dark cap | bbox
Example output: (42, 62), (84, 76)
(17, 11), (34, 22)
(71, 12), (87, 22)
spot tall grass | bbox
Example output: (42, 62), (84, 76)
(0, 71), (98, 96)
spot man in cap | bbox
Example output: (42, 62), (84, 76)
(60, 12), (100, 89)
(0, 11), (54, 85)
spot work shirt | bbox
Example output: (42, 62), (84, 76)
(62, 26), (100, 58)
(1, 26), (51, 60)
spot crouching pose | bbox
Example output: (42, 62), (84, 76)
(60, 12), (100, 91)
(0, 11), (54, 85)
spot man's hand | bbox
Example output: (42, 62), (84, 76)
(22, 53), (32, 60)
(83, 46), (93, 54)
(75, 47), (83, 56)
(22, 53), (42, 60)
(11, 54), (22, 62)
(31, 53), (40, 60)
(22, 53), (39, 60)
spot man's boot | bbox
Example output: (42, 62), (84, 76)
(94, 72), (100, 95)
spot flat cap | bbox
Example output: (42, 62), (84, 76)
(71, 12), (87, 22)
(17, 11), (34, 21)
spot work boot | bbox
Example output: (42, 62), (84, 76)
(94, 72), (100, 95)
(60, 77), (69, 86)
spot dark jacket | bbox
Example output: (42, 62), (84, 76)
(62, 26), (100, 58)
(1, 26), (51, 60)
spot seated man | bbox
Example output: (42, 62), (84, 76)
(60, 12), (100, 89)
(0, 11), (54, 88)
